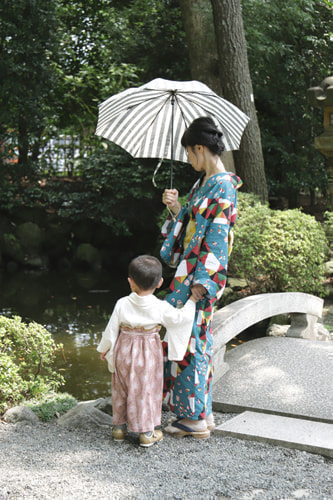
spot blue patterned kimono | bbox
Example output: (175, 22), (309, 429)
(160, 172), (242, 420)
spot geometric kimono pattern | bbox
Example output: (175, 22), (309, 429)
(160, 172), (242, 420)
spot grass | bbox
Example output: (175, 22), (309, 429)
(26, 392), (78, 422)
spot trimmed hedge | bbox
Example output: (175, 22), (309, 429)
(229, 193), (329, 296)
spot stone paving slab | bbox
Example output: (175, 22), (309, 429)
(215, 411), (333, 458)
(212, 337), (333, 423)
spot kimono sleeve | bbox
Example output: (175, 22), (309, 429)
(160, 299), (196, 361)
(160, 206), (189, 268)
(96, 302), (121, 373)
(193, 180), (238, 300)
(160, 180), (200, 267)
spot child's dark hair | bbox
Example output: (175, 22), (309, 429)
(128, 255), (162, 291)
(181, 116), (225, 156)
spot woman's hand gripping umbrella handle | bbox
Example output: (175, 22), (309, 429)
(162, 189), (181, 218)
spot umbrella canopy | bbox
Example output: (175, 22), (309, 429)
(95, 78), (250, 185)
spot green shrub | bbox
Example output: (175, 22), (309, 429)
(0, 315), (64, 414)
(0, 354), (27, 409)
(323, 211), (333, 251)
(229, 193), (329, 296)
(26, 392), (77, 422)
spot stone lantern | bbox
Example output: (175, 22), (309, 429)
(307, 76), (333, 204)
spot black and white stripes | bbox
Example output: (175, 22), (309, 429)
(96, 78), (250, 163)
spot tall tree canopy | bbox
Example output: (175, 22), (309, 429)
(242, 0), (333, 205)
(0, 0), (332, 207)
(0, 0), (60, 168)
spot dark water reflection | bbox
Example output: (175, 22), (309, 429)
(0, 269), (129, 401)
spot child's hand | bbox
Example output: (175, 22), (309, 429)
(190, 284), (206, 302)
(100, 350), (109, 361)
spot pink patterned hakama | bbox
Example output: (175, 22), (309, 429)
(111, 325), (163, 433)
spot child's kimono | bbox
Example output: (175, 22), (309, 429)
(97, 292), (195, 433)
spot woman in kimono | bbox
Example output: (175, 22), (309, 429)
(161, 116), (242, 439)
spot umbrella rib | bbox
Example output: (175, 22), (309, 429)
(144, 93), (173, 131)
(174, 94), (192, 128)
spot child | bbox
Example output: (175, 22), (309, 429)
(97, 255), (198, 447)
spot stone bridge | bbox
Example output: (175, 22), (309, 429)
(211, 292), (324, 384)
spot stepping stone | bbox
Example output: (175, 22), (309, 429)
(212, 337), (333, 423)
(215, 411), (333, 458)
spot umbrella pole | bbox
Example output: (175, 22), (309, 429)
(170, 93), (175, 189)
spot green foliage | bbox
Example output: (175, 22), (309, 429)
(0, 0), (60, 166)
(117, 0), (189, 82)
(229, 193), (329, 296)
(0, 142), (196, 238)
(0, 0), (189, 170)
(1, 0), (332, 207)
(0, 354), (25, 411)
(323, 211), (333, 250)
(242, 0), (332, 201)
(0, 315), (64, 414)
(55, 0), (142, 133)
(26, 392), (77, 422)
(78, 144), (196, 231)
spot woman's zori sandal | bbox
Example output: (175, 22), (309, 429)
(165, 418), (211, 439)
(167, 413), (216, 432)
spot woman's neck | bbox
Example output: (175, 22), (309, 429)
(202, 156), (226, 185)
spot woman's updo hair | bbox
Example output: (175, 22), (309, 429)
(181, 116), (225, 156)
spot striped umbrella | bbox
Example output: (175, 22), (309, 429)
(95, 78), (250, 187)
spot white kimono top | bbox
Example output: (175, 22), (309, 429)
(97, 292), (196, 372)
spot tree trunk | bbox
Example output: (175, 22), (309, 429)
(179, 0), (221, 92)
(179, 0), (235, 172)
(18, 114), (29, 166)
(211, 0), (268, 202)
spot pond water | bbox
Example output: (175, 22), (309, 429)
(0, 268), (129, 402)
